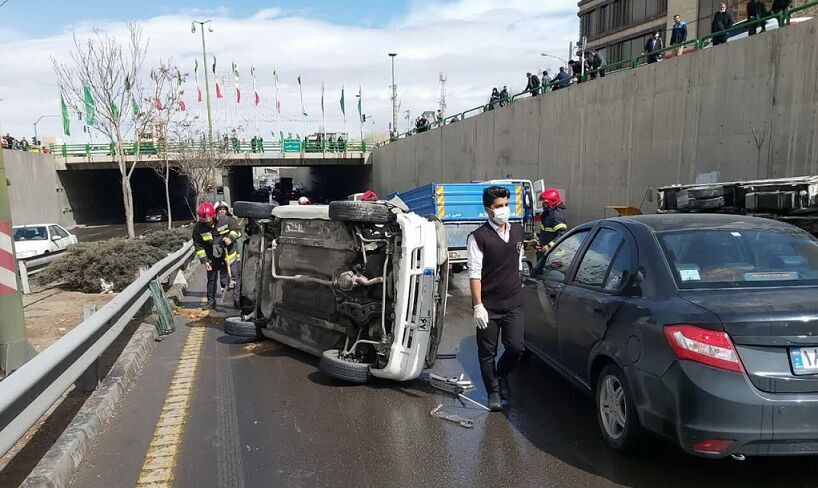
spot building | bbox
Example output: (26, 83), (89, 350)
(578, 0), (817, 66)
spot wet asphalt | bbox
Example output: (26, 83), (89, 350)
(70, 272), (818, 488)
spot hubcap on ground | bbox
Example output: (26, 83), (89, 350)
(599, 375), (626, 440)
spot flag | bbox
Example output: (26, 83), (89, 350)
(273, 69), (281, 113)
(179, 100), (187, 112)
(60, 93), (70, 136)
(357, 85), (363, 123)
(320, 81), (325, 116)
(340, 86), (345, 119)
(111, 102), (120, 119)
(279, 131), (284, 141)
(154, 98), (163, 110)
(232, 61), (241, 104)
(83, 84), (95, 126)
(213, 56), (223, 99)
(125, 75), (139, 115)
(297, 72), (307, 117)
(131, 96), (140, 116)
(194, 60), (202, 103)
(251, 66), (259, 106)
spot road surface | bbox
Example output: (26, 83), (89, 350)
(70, 273), (818, 487)
(72, 221), (193, 242)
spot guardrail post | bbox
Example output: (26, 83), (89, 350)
(18, 260), (30, 295)
(76, 304), (100, 392)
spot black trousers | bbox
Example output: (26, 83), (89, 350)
(476, 304), (525, 395)
(206, 259), (229, 305)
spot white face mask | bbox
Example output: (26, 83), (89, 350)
(490, 206), (511, 224)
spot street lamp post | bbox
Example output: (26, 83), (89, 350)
(191, 20), (214, 149)
(388, 53), (397, 140)
(33, 115), (59, 143)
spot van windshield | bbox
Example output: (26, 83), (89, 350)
(658, 228), (818, 289)
(14, 226), (48, 241)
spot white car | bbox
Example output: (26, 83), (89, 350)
(13, 224), (78, 259)
(229, 199), (449, 383)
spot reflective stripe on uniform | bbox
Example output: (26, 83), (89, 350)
(226, 251), (238, 264)
(195, 249), (206, 256)
(200, 233), (213, 241)
(217, 225), (229, 235)
(540, 223), (568, 232)
(229, 230), (242, 239)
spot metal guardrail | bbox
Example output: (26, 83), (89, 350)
(55, 139), (371, 158)
(17, 253), (64, 295)
(0, 240), (194, 456)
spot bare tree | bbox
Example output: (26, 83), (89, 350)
(53, 24), (148, 238)
(137, 61), (188, 229)
(169, 122), (231, 218)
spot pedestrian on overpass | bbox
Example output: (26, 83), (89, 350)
(193, 202), (225, 310)
(670, 15), (688, 56)
(536, 189), (568, 261)
(468, 186), (526, 411)
(747, 0), (768, 35)
(711, 3), (734, 45)
(644, 30), (664, 63)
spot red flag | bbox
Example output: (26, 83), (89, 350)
(236, 87), (241, 104)
(254, 91), (260, 106)
(215, 82), (223, 99)
(154, 98), (163, 110)
(197, 87), (202, 103)
(179, 100), (186, 112)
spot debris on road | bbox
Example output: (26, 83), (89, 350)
(424, 372), (491, 412)
(430, 404), (475, 428)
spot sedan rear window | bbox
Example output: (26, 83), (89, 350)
(14, 227), (48, 241)
(659, 228), (818, 289)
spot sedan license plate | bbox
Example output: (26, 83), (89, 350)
(790, 347), (818, 375)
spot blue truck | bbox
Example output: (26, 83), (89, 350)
(389, 180), (538, 272)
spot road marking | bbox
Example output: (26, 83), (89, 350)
(136, 326), (206, 487)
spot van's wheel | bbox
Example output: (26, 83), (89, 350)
(328, 201), (395, 225)
(319, 349), (372, 384)
(595, 363), (642, 453)
(233, 201), (277, 219)
(224, 316), (262, 344)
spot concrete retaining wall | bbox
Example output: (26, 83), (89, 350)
(372, 21), (818, 225)
(3, 150), (76, 229)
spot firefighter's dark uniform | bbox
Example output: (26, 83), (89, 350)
(215, 214), (243, 306)
(193, 220), (222, 308)
(537, 207), (568, 260)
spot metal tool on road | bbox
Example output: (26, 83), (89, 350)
(430, 404), (474, 428)
(424, 372), (491, 412)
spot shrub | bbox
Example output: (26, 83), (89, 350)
(37, 233), (190, 293)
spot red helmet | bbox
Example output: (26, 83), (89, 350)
(197, 202), (216, 219)
(361, 190), (379, 202)
(540, 188), (563, 207)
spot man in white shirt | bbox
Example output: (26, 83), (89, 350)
(467, 186), (526, 411)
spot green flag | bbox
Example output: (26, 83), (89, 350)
(320, 82), (325, 115)
(111, 102), (120, 119)
(340, 86), (345, 117)
(83, 84), (96, 126)
(279, 131), (284, 141)
(60, 93), (70, 136)
(131, 95), (140, 116)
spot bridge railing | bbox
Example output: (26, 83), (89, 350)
(388, 4), (814, 143)
(56, 139), (370, 158)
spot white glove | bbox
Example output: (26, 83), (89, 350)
(473, 304), (489, 330)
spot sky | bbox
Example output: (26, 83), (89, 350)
(0, 0), (578, 143)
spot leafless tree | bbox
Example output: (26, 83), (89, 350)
(137, 61), (188, 229)
(53, 24), (148, 238)
(169, 122), (231, 218)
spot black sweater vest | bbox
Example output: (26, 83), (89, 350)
(472, 222), (523, 312)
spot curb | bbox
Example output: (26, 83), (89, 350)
(20, 323), (159, 488)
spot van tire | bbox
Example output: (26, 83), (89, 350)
(328, 201), (395, 225)
(233, 201), (277, 219)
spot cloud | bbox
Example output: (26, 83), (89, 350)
(0, 0), (577, 142)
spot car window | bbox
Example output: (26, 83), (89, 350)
(659, 228), (818, 289)
(54, 226), (70, 238)
(14, 226), (48, 241)
(541, 230), (590, 282)
(575, 228), (623, 288)
(604, 244), (633, 291)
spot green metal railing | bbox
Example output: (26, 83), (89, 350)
(56, 138), (370, 158)
(389, 4), (814, 143)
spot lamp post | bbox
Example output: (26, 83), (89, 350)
(388, 53), (397, 140)
(540, 53), (569, 68)
(191, 20), (214, 149)
(33, 115), (59, 143)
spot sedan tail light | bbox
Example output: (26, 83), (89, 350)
(664, 324), (744, 374)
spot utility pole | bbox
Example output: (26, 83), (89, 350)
(0, 149), (35, 376)
(388, 53), (397, 140)
(438, 73), (447, 118)
(33, 115), (59, 143)
(192, 20), (214, 149)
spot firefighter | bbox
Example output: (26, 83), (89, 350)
(536, 189), (568, 260)
(193, 202), (224, 310)
(214, 201), (243, 308)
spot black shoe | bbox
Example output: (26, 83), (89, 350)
(201, 302), (210, 311)
(488, 393), (503, 412)
(208, 302), (217, 310)
(499, 377), (511, 403)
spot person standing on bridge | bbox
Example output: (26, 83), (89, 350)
(644, 30), (664, 63)
(711, 3), (734, 46)
(670, 15), (688, 56)
(468, 186), (526, 412)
